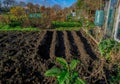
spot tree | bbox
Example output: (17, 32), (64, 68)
(0, 0), (1, 7)
(27, 2), (34, 13)
(18, 1), (26, 7)
(0, 0), (1, 13)
(0, 0), (1, 9)
(10, 6), (25, 16)
(40, 6), (45, 12)
(76, 0), (104, 21)
(10, 0), (16, 6)
(52, 4), (62, 13)
(77, 0), (104, 12)
(3, 0), (16, 7)
(3, 0), (9, 7)
(76, 0), (86, 9)
(34, 4), (40, 13)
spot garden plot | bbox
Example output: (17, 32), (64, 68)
(0, 31), (115, 84)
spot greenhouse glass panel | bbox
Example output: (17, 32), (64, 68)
(106, 0), (118, 37)
(116, 22), (120, 40)
(114, 5), (120, 42)
(111, 0), (118, 8)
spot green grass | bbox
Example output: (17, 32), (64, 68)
(0, 23), (81, 31)
(54, 27), (81, 31)
(0, 25), (40, 31)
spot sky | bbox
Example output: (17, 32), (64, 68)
(18, 0), (77, 8)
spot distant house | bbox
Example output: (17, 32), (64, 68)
(66, 9), (77, 21)
(71, 9), (76, 17)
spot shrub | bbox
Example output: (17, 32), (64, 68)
(45, 57), (86, 84)
(66, 14), (73, 22)
(9, 16), (22, 27)
(29, 18), (42, 27)
(81, 18), (95, 29)
(98, 39), (120, 59)
(1, 15), (10, 24)
(110, 67), (120, 84)
(52, 21), (82, 28)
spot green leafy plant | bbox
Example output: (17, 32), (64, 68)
(84, 18), (95, 29)
(66, 13), (73, 22)
(98, 39), (120, 59)
(9, 16), (22, 27)
(52, 21), (82, 28)
(45, 57), (86, 84)
(54, 27), (81, 31)
(0, 24), (40, 31)
(110, 68), (120, 84)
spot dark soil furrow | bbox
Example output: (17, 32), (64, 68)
(76, 31), (98, 60)
(55, 31), (65, 57)
(71, 31), (89, 57)
(67, 31), (80, 58)
(63, 31), (71, 60)
(36, 32), (47, 45)
(71, 31), (91, 66)
(37, 31), (53, 60)
(50, 31), (57, 59)
(34, 31), (47, 56)
(30, 31), (47, 58)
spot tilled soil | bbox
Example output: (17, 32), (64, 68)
(0, 31), (111, 84)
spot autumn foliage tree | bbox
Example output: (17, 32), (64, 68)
(9, 6), (28, 27)
(10, 6), (26, 17)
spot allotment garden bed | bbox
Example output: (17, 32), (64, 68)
(0, 31), (120, 84)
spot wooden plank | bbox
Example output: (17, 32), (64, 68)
(81, 28), (99, 45)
